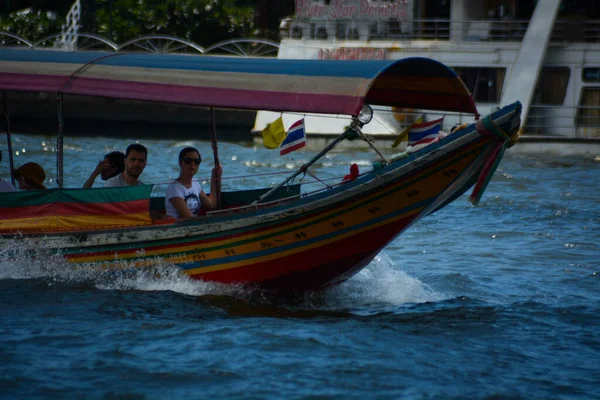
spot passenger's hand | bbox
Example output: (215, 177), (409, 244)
(212, 165), (222, 178)
(93, 159), (110, 175)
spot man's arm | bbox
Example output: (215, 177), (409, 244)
(83, 160), (109, 189)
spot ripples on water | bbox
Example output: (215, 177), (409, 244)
(1, 135), (599, 399)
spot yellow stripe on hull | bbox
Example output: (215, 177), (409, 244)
(0, 213), (152, 232)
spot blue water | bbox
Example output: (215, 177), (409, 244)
(1, 135), (599, 399)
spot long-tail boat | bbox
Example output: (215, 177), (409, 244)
(0, 48), (521, 291)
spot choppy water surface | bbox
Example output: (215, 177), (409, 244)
(1, 135), (599, 399)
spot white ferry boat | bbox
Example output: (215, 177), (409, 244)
(254, 0), (600, 157)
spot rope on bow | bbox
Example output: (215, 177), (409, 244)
(469, 113), (519, 205)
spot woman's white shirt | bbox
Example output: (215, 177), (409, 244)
(165, 180), (203, 218)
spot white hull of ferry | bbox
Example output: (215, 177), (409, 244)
(254, 0), (600, 157)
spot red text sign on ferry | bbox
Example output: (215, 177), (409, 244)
(295, 0), (410, 20)
(318, 48), (387, 60)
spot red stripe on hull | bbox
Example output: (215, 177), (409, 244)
(0, 199), (148, 220)
(193, 214), (416, 290)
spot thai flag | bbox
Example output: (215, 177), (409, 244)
(280, 119), (306, 155)
(408, 117), (444, 146)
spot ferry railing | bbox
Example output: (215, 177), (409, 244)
(551, 20), (600, 43)
(455, 19), (529, 42)
(374, 105), (600, 140)
(525, 105), (600, 138)
(372, 108), (476, 139)
(282, 18), (530, 42)
(283, 18), (600, 44)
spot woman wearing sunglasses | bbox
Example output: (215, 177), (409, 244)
(165, 146), (222, 218)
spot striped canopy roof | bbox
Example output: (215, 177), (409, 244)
(0, 48), (478, 117)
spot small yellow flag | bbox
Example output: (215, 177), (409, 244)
(391, 115), (424, 148)
(261, 116), (286, 149)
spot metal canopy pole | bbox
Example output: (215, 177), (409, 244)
(2, 91), (16, 186)
(209, 107), (222, 209)
(353, 125), (390, 165)
(56, 94), (64, 189)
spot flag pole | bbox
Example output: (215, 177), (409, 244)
(391, 114), (425, 148)
(56, 94), (65, 189)
(2, 91), (16, 186)
(209, 107), (222, 209)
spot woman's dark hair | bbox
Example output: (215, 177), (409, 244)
(105, 151), (125, 173)
(178, 147), (201, 162)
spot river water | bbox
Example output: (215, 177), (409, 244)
(1, 134), (599, 399)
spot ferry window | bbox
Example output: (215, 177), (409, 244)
(532, 67), (570, 105)
(452, 67), (506, 103)
(558, 0), (599, 17)
(387, 19), (402, 37)
(291, 26), (303, 39)
(582, 68), (600, 82)
(369, 23), (379, 40)
(576, 88), (600, 127)
(336, 23), (347, 40)
(347, 28), (360, 40)
(422, 0), (450, 40)
(316, 27), (328, 40)
(515, 0), (536, 19)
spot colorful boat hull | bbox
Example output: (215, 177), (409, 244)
(0, 102), (520, 290)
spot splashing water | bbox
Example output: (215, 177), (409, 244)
(0, 237), (440, 311)
(315, 253), (446, 311)
(0, 238), (245, 298)
(0, 237), (81, 281)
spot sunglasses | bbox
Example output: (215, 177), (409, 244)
(181, 157), (201, 165)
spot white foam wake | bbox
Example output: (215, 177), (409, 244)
(0, 238), (243, 296)
(321, 253), (446, 309)
(1, 239), (443, 308)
